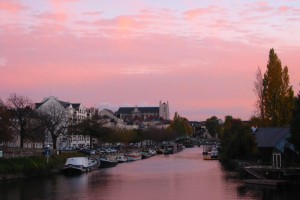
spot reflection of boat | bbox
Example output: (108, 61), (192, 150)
(99, 156), (118, 168)
(116, 155), (128, 163)
(203, 145), (218, 160)
(62, 157), (99, 174)
(126, 152), (142, 161)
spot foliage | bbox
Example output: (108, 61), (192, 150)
(290, 91), (300, 152)
(111, 129), (137, 145)
(205, 116), (221, 138)
(255, 48), (294, 126)
(168, 112), (192, 136)
(219, 117), (258, 161)
(72, 116), (110, 146)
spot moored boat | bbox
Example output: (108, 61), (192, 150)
(116, 155), (128, 163)
(99, 156), (118, 168)
(140, 151), (151, 159)
(148, 149), (157, 156)
(126, 152), (142, 161)
(62, 157), (99, 174)
(203, 145), (218, 160)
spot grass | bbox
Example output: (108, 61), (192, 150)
(0, 152), (85, 177)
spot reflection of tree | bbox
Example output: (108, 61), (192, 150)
(39, 103), (69, 149)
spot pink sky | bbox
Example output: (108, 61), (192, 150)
(0, 0), (299, 121)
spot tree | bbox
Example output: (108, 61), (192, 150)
(73, 116), (110, 147)
(290, 90), (300, 152)
(169, 112), (192, 136)
(219, 117), (258, 161)
(205, 116), (221, 138)
(39, 102), (69, 149)
(253, 66), (265, 124)
(6, 93), (36, 148)
(0, 102), (13, 144)
(261, 48), (294, 126)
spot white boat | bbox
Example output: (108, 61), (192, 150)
(203, 145), (218, 160)
(126, 152), (142, 161)
(62, 157), (99, 174)
(148, 149), (157, 156)
(116, 155), (128, 163)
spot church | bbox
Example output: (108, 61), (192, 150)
(116, 101), (170, 123)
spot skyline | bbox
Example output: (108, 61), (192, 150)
(0, 0), (299, 121)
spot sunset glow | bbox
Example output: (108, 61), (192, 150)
(1, 0), (299, 121)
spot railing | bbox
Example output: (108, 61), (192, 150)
(0, 148), (44, 158)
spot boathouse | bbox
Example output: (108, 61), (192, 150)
(253, 127), (297, 167)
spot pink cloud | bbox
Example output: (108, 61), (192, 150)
(82, 11), (102, 16)
(34, 12), (68, 22)
(183, 6), (220, 20)
(51, 0), (80, 3)
(1, 3), (300, 121)
(0, 2), (28, 13)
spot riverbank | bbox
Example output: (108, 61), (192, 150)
(0, 152), (84, 181)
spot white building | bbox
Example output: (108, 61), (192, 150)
(35, 96), (91, 149)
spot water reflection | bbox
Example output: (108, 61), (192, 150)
(1, 148), (299, 200)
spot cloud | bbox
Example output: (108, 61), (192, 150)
(0, 2), (28, 13)
(0, 57), (7, 66)
(1, 1), (300, 120)
(34, 12), (68, 22)
(183, 6), (221, 20)
(50, 0), (80, 3)
(82, 11), (102, 16)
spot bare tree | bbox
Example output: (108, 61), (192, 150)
(0, 101), (14, 144)
(6, 93), (36, 148)
(39, 102), (69, 149)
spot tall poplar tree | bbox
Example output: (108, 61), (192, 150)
(262, 48), (294, 126)
(290, 91), (300, 151)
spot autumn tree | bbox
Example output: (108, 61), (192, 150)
(205, 116), (221, 138)
(254, 48), (294, 126)
(169, 112), (192, 136)
(290, 90), (300, 152)
(219, 117), (258, 161)
(73, 115), (113, 147)
(6, 93), (36, 148)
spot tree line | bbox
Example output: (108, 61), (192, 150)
(0, 94), (193, 149)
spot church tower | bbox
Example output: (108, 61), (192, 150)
(159, 100), (170, 120)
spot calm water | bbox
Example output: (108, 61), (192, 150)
(0, 147), (299, 200)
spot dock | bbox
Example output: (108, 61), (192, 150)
(243, 165), (300, 187)
(244, 179), (289, 187)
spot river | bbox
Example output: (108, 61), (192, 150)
(0, 147), (299, 200)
